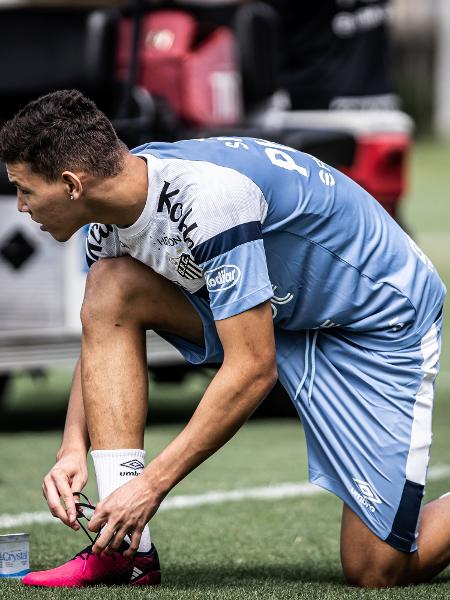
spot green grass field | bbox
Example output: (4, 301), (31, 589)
(1, 139), (450, 599)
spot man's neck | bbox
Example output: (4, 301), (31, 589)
(84, 153), (149, 226)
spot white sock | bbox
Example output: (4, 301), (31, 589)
(91, 449), (152, 552)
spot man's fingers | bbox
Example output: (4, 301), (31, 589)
(91, 524), (115, 555)
(88, 504), (105, 533)
(105, 527), (129, 554)
(53, 474), (78, 525)
(43, 475), (72, 526)
(62, 493), (77, 525)
(123, 529), (142, 560)
(69, 478), (85, 530)
(70, 475), (86, 503)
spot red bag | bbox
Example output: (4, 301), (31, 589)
(340, 133), (410, 217)
(117, 10), (242, 127)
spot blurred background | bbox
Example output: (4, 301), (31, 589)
(0, 0), (449, 430)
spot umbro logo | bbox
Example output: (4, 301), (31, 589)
(352, 478), (382, 504)
(120, 460), (144, 470)
(350, 478), (382, 513)
(120, 459), (145, 477)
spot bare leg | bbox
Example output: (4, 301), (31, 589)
(80, 257), (204, 450)
(341, 495), (450, 587)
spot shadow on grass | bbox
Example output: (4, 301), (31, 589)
(162, 563), (344, 587)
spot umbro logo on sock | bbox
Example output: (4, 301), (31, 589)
(120, 459), (144, 477)
(120, 460), (144, 470)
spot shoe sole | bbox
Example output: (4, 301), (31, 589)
(23, 570), (161, 588)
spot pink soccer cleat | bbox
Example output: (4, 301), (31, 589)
(22, 542), (161, 587)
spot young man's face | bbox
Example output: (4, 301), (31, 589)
(6, 162), (82, 242)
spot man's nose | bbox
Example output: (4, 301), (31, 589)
(17, 197), (29, 213)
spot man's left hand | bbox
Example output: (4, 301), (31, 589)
(88, 472), (160, 559)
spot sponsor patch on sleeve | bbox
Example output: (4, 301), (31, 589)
(205, 265), (241, 292)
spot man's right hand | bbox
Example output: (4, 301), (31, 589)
(42, 451), (89, 530)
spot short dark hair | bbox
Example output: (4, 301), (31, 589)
(0, 89), (127, 181)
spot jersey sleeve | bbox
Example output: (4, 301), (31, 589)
(188, 166), (273, 320)
(85, 223), (120, 268)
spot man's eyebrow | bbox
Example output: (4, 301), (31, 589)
(9, 179), (27, 189)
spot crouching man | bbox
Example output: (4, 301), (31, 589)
(0, 89), (447, 588)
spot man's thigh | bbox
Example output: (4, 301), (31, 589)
(275, 316), (442, 555)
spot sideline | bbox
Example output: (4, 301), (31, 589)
(1, 465), (449, 530)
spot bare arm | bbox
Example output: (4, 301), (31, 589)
(42, 358), (90, 529)
(145, 301), (277, 494)
(89, 301), (277, 555)
(58, 358), (90, 457)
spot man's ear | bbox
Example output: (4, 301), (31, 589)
(62, 171), (83, 201)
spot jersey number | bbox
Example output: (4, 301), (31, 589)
(213, 137), (309, 178)
(255, 139), (308, 178)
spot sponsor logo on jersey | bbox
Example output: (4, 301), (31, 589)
(177, 253), (202, 280)
(205, 265), (241, 292)
(157, 181), (198, 249)
(86, 224), (113, 266)
(350, 478), (382, 513)
(157, 234), (182, 247)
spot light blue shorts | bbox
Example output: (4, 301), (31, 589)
(158, 297), (444, 553)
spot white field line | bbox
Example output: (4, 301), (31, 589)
(1, 464), (449, 530)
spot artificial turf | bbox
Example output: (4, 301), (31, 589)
(1, 413), (450, 599)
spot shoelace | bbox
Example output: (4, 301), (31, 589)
(73, 492), (102, 573)
(72, 492), (134, 573)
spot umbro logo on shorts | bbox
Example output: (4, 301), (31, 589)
(351, 478), (382, 513)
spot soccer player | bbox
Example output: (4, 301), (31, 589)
(0, 90), (447, 589)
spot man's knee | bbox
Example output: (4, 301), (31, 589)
(342, 556), (410, 588)
(341, 504), (417, 588)
(81, 256), (162, 328)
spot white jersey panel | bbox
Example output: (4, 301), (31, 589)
(84, 153), (272, 313)
(141, 153), (268, 246)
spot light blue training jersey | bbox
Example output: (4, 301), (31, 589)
(124, 136), (445, 351)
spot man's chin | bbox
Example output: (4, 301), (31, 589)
(50, 230), (73, 243)
(46, 224), (83, 242)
